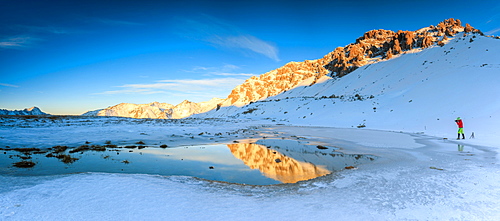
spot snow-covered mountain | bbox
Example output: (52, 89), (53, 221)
(83, 98), (224, 119)
(0, 107), (49, 116)
(198, 20), (500, 140)
(83, 102), (174, 119)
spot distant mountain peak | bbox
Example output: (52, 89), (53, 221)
(83, 98), (223, 119)
(25, 106), (40, 112)
(178, 100), (194, 105)
(0, 106), (49, 115)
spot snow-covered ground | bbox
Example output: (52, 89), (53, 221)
(0, 117), (499, 220)
(0, 116), (265, 149)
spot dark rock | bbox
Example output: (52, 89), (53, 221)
(13, 161), (36, 168)
(316, 145), (328, 150)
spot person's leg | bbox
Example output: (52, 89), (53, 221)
(458, 128), (464, 139)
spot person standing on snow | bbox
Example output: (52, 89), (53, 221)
(455, 117), (465, 140)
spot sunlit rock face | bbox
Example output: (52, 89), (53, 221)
(227, 143), (331, 183)
(226, 59), (332, 106)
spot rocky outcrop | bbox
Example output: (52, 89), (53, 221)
(325, 18), (481, 77)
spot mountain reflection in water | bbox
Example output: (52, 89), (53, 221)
(2, 139), (376, 185)
(227, 143), (331, 183)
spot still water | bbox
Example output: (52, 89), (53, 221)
(1, 139), (376, 185)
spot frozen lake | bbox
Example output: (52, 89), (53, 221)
(1, 117), (498, 220)
(1, 139), (376, 185)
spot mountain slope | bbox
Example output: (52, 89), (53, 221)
(198, 31), (500, 140)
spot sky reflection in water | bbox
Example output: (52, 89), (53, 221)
(1, 140), (376, 185)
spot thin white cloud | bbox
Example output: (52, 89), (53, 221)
(212, 73), (255, 77)
(222, 64), (240, 70)
(0, 26), (72, 49)
(93, 18), (142, 26)
(485, 27), (500, 35)
(183, 64), (255, 77)
(0, 36), (38, 49)
(0, 83), (19, 88)
(15, 25), (71, 34)
(96, 78), (247, 96)
(209, 35), (280, 61)
(176, 15), (280, 61)
(186, 64), (238, 73)
(97, 88), (156, 95)
(190, 66), (211, 72)
(157, 78), (245, 86)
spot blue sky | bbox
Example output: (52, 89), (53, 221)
(1, 0), (499, 115)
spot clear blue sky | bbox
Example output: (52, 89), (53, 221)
(1, 0), (499, 115)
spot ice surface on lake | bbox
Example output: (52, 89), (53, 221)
(1, 139), (376, 185)
(1, 118), (499, 220)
